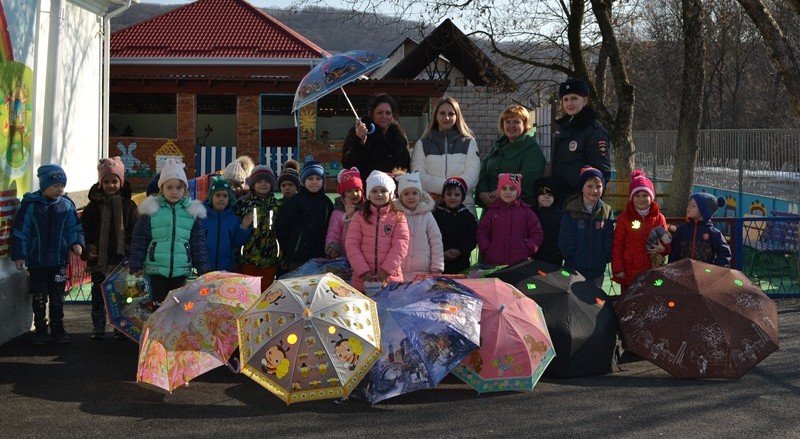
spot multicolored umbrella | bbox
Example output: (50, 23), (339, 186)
(101, 260), (153, 342)
(237, 274), (381, 404)
(452, 278), (555, 393)
(463, 263), (507, 279)
(615, 259), (779, 379)
(136, 272), (262, 392)
(353, 278), (482, 404)
(278, 257), (352, 282)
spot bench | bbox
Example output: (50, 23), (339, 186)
(746, 211), (800, 279)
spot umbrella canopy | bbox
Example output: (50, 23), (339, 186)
(101, 260), (153, 342)
(615, 259), (779, 379)
(137, 272), (262, 392)
(237, 274), (381, 404)
(278, 257), (352, 282)
(353, 278), (482, 404)
(463, 263), (507, 279)
(489, 259), (564, 285)
(452, 278), (555, 393)
(514, 269), (617, 378)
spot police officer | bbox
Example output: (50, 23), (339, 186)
(551, 78), (612, 205)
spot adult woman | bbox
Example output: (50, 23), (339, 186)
(551, 78), (612, 204)
(475, 105), (546, 207)
(411, 96), (480, 214)
(342, 94), (410, 180)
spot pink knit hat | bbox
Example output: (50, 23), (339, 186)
(628, 170), (655, 201)
(98, 157), (125, 185)
(497, 173), (523, 199)
(337, 167), (363, 196)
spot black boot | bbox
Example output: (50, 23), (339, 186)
(31, 325), (49, 345)
(50, 322), (71, 344)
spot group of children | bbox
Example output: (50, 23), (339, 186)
(11, 155), (732, 345)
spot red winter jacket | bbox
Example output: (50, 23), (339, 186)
(611, 201), (668, 286)
(345, 203), (410, 292)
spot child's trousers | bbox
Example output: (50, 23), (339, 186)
(90, 272), (107, 331)
(148, 274), (188, 304)
(29, 267), (67, 333)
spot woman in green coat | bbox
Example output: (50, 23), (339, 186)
(475, 105), (546, 207)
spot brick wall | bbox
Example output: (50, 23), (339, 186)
(237, 95), (260, 161)
(176, 94), (197, 177)
(446, 85), (521, 157)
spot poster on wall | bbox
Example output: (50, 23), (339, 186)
(0, 0), (35, 257)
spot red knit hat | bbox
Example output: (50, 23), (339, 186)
(628, 169), (655, 201)
(337, 167), (363, 196)
(497, 173), (523, 199)
(98, 157), (125, 185)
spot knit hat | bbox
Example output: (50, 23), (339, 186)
(146, 173), (161, 196)
(278, 160), (301, 189)
(629, 169), (655, 201)
(222, 156), (254, 185)
(396, 171), (423, 195)
(578, 165), (604, 189)
(497, 173), (522, 199)
(158, 158), (188, 189)
(365, 170), (396, 196)
(37, 164), (67, 191)
(247, 165), (277, 190)
(208, 176), (236, 207)
(442, 177), (468, 202)
(533, 176), (556, 197)
(300, 161), (325, 184)
(97, 157), (126, 185)
(691, 192), (726, 221)
(559, 78), (590, 98)
(337, 167), (363, 196)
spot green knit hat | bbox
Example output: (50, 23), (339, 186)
(209, 176), (236, 208)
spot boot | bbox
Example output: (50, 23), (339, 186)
(31, 326), (49, 345)
(50, 323), (71, 344)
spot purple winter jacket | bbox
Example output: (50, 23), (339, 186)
(477, 199), (543, 265)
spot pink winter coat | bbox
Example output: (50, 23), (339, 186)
(477, 199), (543, 265)
(345, 203), (410, 292)
(393, 192), (444, 281)
(325, 209), (353, 259)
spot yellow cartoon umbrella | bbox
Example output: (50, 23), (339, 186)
(237, 273), (381, 404)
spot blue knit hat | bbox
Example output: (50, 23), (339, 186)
(300, 161), (325, 184)
(559, 78), (590, 98)
(209, 176), (236, 207)
(691, 192), (726, 221)
(146, 173), (161, 196)
(578, 165), (604, 189)
(37, 164), (67, 191)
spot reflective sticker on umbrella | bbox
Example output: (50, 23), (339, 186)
(527, 283), (537, 290)
(654, 279), (664, 286)
(734, 280), (744, 287)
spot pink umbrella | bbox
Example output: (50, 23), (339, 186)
(452, 278), (555, 392)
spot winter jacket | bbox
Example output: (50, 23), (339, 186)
(342, 116), (411, 180)
(433, 203), (478, 274)
(233, 191), (281, 268)
(81, 181), (139, 270)
(669, 219), (732, 267)
(275, 187), (334, 264)
(551, 106), (612, 203)
(411, 129), (480, 214)
(533, 205), (563, 266)
(345, 204), (410, 292)
(558, 195), (613, 280)
(393, 192), (444, 280)
(475, 128), (546, 207)
(129, 195), (210, 278)
(611, 201), (668, 287)
(325, 197), (360, 259)
(10, 192), (85, 268)
(477, 199), (543, 266)
(203, 202), (253, 272)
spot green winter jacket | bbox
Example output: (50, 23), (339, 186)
(475, 128), (546, 207)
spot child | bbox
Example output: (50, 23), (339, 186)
(203, 176), (253, 272)
(326, 167), (363, 260)
(532, 177), (562, 266)
(275, 161), (334, 271)
(433, 177), (477, 274)
(345, 170), (409, 293)
(611, 170), (668, 292)
(233, 165), (281, 290)
(222, 155), (255, 198)
(393, 170), (444, 280)
(11, 164), (85, 345)
(130, 159), (210, 306)
(558, 166), (613, 286)
(81, 157), (139, 339)
(669, 192), (732, 267)
(477, 173), (543, 266)
(278, 159), (301, 199)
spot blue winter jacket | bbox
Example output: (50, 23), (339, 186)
(558, 195), (613, 280)
(669, 219), (732, 267)
(10, 192), (85, 268)
(203, 202), (253, 271)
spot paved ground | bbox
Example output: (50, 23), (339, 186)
(1, 300), (798, 439)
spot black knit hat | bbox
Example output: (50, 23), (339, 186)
(533, 176), (557, 197)
(277, 160), (301, 189)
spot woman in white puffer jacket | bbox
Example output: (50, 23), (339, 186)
(393, 171), (444, 281)
(411, 96), (480, 216)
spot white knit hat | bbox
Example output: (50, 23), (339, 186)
(158, 158), (188, 189)
(366, 170), (396, 196)
(222, 156), (254, 184)
(396, 171), (423, 195)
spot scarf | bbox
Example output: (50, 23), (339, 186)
(97, 193), (125, 269)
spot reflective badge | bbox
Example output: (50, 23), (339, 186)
(569, 140), (578, 152)
(384, 224), (393, 236)
(598, 140), (608, 156)
(578, 220), (586, 229)
(703, 233), (710, 240)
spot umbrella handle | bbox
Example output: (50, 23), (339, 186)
(225, 357), (240, 374)
(341, 87), (376, 135)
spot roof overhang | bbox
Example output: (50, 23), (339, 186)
(111, 57), (324, 66)
(69, 0), (136, 15)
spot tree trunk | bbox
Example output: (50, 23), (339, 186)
(668, 0), (706, 216)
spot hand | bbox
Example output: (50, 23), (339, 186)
(72, 244), (82, 256)
(443, 249), (461, 260)
(376, 269), (390, 281)
(87, 245), (99, 259)
(614, 272), (625, 280)
(479, 191), (496, 206)
(344, 198), (357, 217)
(355, 121), (368, 143)
(328, 249), (340, 259)
(15, 260), (25, 271)
(241, 213), (254, 228)
(647, 243), (665, 254)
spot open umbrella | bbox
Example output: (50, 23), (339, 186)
(463, 263), (507, 279)
(278, 257), (352, 282)
(101, 260), (153, 342)
(489, 259), (564, 285)
(136, 272), (262, 392)
(352, 278), (482, 404)
(237, 273), (381, 404)
(451, 278), (555, 393)
(615, 259), (779, 379)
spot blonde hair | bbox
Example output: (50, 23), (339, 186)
(498, 105), (533, 134)
(422, 96), (474, 139)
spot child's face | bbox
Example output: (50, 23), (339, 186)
(537, 193), (554, 208)
(304, 175), (324, 193)
(212, 191), (229, 211)
(582, 178), (603, 204)
(253, 179), (272, 196)
(101, 174), (121, 196)
(43, 183), (65, 199)
(443, 187), (462, 209)
(632, 190), (652, 211)
(280, 181), (298, 198)
(344, 188), (362, 205)
(400, 188), (420, 210)
(686, 198), (702, 220)
(162, 179), (185, 203)
(498, 184), (518, 204)
(368, 186), (391, 206)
